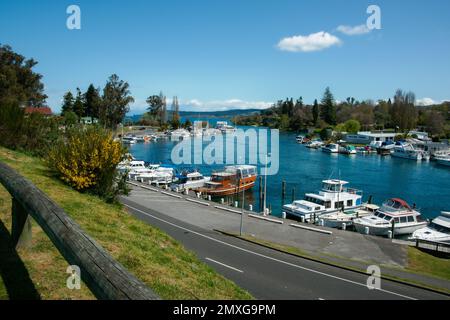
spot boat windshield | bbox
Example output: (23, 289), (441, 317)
(322, 183), (342, 192)
(430, 222), (450, 233)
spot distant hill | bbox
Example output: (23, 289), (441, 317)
(126, 109), (263, 123)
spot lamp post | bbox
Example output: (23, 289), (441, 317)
(240, 177), (245, 236)
(263, 153), (269, 216)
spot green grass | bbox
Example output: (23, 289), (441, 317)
(407, 247), (450, 281)
(0, 147), (252, 300)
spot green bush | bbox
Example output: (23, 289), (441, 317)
(47, 126), (129, 203)
(0, 102), (60, 156)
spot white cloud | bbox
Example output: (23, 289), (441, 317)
(336, 24), (371, 36)
(277, 31), (342, 52)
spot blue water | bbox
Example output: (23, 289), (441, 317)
(128, 129), (450, 219)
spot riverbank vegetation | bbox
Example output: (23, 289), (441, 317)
(0, 147), (252, 299)
(233, 87), (450, 140)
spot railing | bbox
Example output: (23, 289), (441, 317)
(0, 162), (159, 300)
(415, 238), (450, 254)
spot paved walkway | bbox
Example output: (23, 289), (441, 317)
(121, 182), (450, 292)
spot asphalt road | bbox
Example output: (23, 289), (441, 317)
(120, 197), (449, 300)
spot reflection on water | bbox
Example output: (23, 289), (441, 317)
(129, 129), (450, 219)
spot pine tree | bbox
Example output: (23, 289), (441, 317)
(320, 87), (336, 125)
(84, 84), (102, 118)
(73, 88), (85, 118)
(312, 99), (319, 126)
(61, 91), (74, 115)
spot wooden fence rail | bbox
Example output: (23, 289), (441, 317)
(0, 162), (159, 300)
(415, 238), (450, 254)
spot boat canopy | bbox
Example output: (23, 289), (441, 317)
(383, 198), (413, 212)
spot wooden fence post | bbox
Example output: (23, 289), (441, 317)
(11, 197), (32, 248)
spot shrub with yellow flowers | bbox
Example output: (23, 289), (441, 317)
(47, 126), (129, 202)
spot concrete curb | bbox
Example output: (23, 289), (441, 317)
(186, 198), (210, 206)
(290, 223), (332, 235)
(248, 214), (284, 224)
(215, 229), (450, 298)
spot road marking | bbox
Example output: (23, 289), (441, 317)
(123, 203), (418, 300)
(205, 258), (244, 273)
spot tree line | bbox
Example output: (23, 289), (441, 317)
(233, 87), (450, 138)
(61, 74), (134, 130)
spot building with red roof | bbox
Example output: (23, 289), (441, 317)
(24, 106), (53, 116)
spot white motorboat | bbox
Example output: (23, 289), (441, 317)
(296, 135), (305, 144)
(321, 204), (379, 229)
(117, 160), (146, 174)
(305, 140), (324, 149)
(353, 198), (427, 237)
(322, 143), (339, 153)
(392, 141), (429, 161)
(170, 170), (210, 192)
(216, 121), (236, 134)
(410, 212), (450, 244)
(282, 179), (363, 221)
(138, 167), (175, 185)
(435, 155), (450, 167)
(128, 164), (160, 181)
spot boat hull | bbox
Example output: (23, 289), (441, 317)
(353, 221), (427, 236)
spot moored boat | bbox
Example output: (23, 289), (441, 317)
(199, 165), (257, 196)
(377, 141), (395, 156)
(321, 204), (379, 229)
(282, 179), (363, 221)
(392, 141), (429, 161)
(435, 155), (450, 167)
(353, 198), (427, 237)
(410, 211), (450, 244)
(322, 143), (339, 153)
(170, 169), (210, 192)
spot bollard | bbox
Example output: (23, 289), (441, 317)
(221, 198), (224, 204)
(235, 201), (239, 208)
(208, 195), (211, 201)
(300, 216), (305, 223)
(282, 212), (287, 219)
(175, 187), (179, 193)
(249, 204), (253, 211)
(319, 219), (324, 227)
(185, 189), (189, 195)
(388, 230), (393, 239)
(342, 223), (346, 231)
(365, 226), (370, 235)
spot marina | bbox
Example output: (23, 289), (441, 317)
(126, 128), (449, 223)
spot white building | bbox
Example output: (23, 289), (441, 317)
(344, 131), (397, 145)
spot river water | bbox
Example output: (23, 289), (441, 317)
(128, 128), (449, 219)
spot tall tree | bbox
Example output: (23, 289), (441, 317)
(390, 89), (417, 132)
(61, 91), (74, 115)
(0, 44), (48, 107)
(101, 74), (134, 129)
(320, 87), (336, 125)
(73, 88), (85, 118)
(312, 99), (320, 126)
(84, 84), (102, 118)
(146, 91), (167, 125)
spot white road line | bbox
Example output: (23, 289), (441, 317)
(123, 203), (418, 300)
(205, 258), (244, 273)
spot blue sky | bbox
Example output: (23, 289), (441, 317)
(1, 0), (450, 114)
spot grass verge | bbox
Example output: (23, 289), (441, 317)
(0, 147), (252, 300)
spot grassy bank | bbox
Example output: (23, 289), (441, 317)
(0, 147), (252, 300)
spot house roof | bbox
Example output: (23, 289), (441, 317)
(24, 106), (53, 115)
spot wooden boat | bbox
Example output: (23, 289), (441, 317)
(199, 165), (257, 196)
